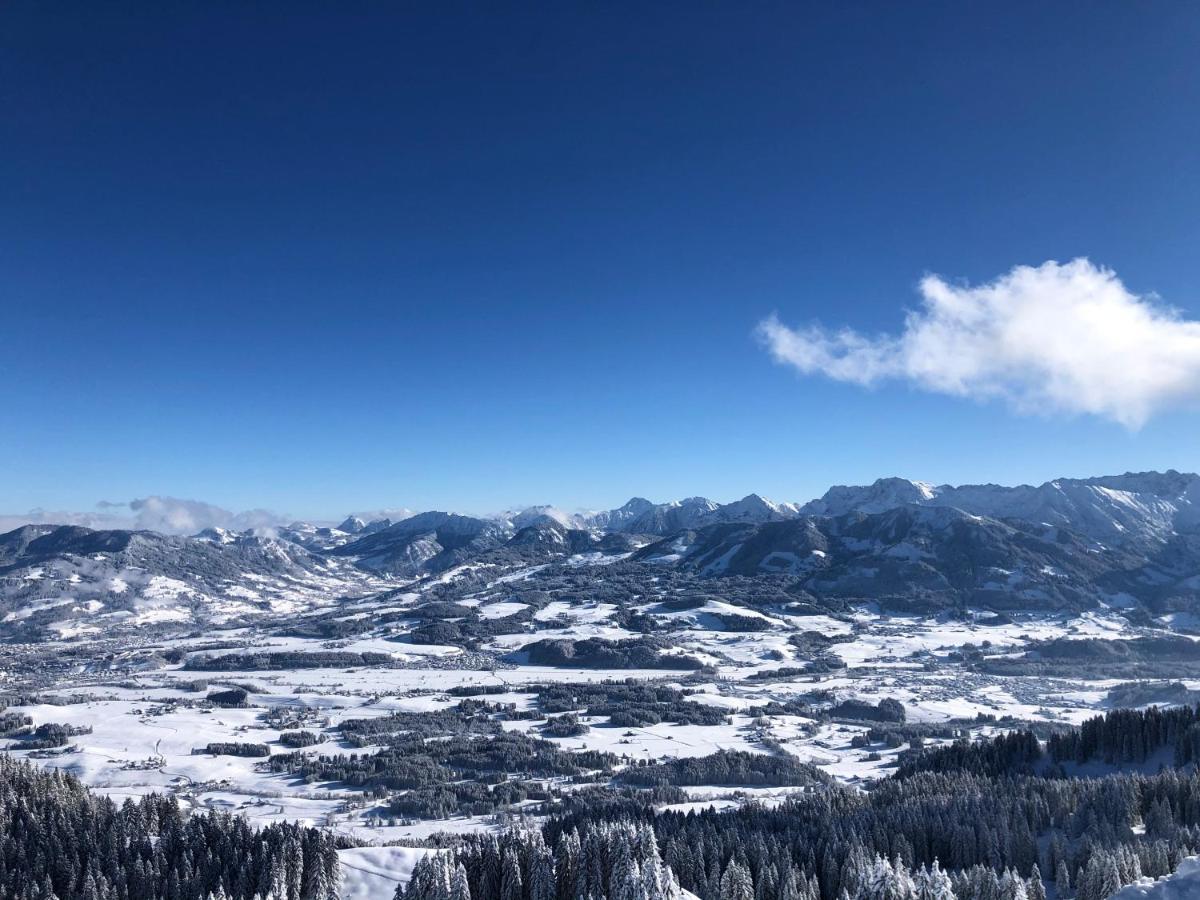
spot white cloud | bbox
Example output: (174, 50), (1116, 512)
(0, 508), (132, 533)
(128, 496), (287, 534)
(757, 259), (1200, 428)
(0, 497), (292, 536)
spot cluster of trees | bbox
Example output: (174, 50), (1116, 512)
(23, 722), (93, 750)
(1105, 681), (1200, 709)
(269, 730), (615, 803)
(195, 742), (271, 757)
(0, 710), (33, 737)
(898, 703), (1200, 778)
(707, 612), (773, 632)
(1049, 704), (1200, 767)
(400, 822), (683, 900)
(338, 699), (503, 746)
(206, 688), (249, 708)
(535, 681), (729, 727)
(539, 714), (588, 738)
(388, 780), (552, 820)
(520, 638), (706, 671)
(187, 651), (393, 671)
(279, 730), (323, 748)
(829, 698), (906, 724)
(621, 750), (832, 789)
(978, 636), (1200, 679)
(896, 730), (1043, 779)
(406, 612), (531, 649)
(0, 756), (340, 899)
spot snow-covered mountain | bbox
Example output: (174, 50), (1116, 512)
(800, 477), (939, 516)
(634, 504), (1162, 611)
(329, 511), (513, 575)
(7, 471), (1200, 638)
(802, 471), (1200, 548)
(596, 494), (801, 535)
(579, 497), (656, 531)
(502, 505), (590, 531)
(474, 494), (802, 539)
(0, 524), (383, 639)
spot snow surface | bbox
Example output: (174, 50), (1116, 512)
(1110, 857), (1200, 898)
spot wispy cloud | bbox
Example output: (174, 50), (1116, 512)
(0, 497), (293, 536)
(757, 259), (1200, 428)
(0, 508), (131, 534)
(128, 496), (287, 534)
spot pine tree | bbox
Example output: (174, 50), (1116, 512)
(719, 861), (755, 900)
(998, 869), (1027, 900)
(1026, 863), (1046, 900)
(450, 864), (472, 900)
(1055, 860), (1072, 899)
(856, 855), (916, 900)
(778, 865), (806, 900)
(610, 856), (643, 900)
(500, 846), (522, 900)
(528, 845), (555, 900)
(1097, 854), (1122, 899)
(556, 829), (581, 900)
(913, 860), (954, 900)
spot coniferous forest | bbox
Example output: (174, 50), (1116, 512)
(0, 757), (340, 900)
(10, 703), (1200, 899)
(400, 704), (1200, 900)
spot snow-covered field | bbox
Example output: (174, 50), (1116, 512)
(2, 555), (1192, 898)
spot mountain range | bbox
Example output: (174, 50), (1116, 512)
(3, 470), (1200, 638)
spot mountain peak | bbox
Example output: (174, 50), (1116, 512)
(802, 477), (939, 516)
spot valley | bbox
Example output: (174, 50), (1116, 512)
(4, 471), (1200, 898)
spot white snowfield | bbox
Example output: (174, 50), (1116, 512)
(1109, 857), (1200, 899)
(0, 598), (1154, 841)
(338, 846), (438, 900)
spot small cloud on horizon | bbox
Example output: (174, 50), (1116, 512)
(0, 498), (424, 536)
(0, 496), (296, 536)
(127, 496), (288, 534)
(0, 507), (133, 534)
(757, 258), (1200, 428)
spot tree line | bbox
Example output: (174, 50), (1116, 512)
(0, 757), (340, 900)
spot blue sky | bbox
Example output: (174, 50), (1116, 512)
(2, 3), (1199, 523)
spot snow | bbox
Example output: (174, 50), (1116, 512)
(1110, 857), (1200, 899)
(477, 600), (530, 619)
(6, 536), (1198, 875)
(339, 846), (440, 900)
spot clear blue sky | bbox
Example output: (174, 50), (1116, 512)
(2, 3), (1198, 520)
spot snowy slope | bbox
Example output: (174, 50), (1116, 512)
(801, 471), (1200, 547)
(1109, 857), (1200, 899)
(0, 524), (384, 638)
(339, 846), (439, 900)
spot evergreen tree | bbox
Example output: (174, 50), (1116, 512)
(997, 869), (1027, 900)
(1055, 860), (1072, 899)
(1026, 863), (1046, 900)
(450, 864), (472, 900)
(500, 847), (522, 900)
(720, 861), (755, 900)
(913, 861), (954, 900)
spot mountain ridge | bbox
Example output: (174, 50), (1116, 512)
(5, 470), (1200, 639)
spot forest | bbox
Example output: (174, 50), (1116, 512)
(0, 757), (340, 900)
(400, 703), (1200, 900)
